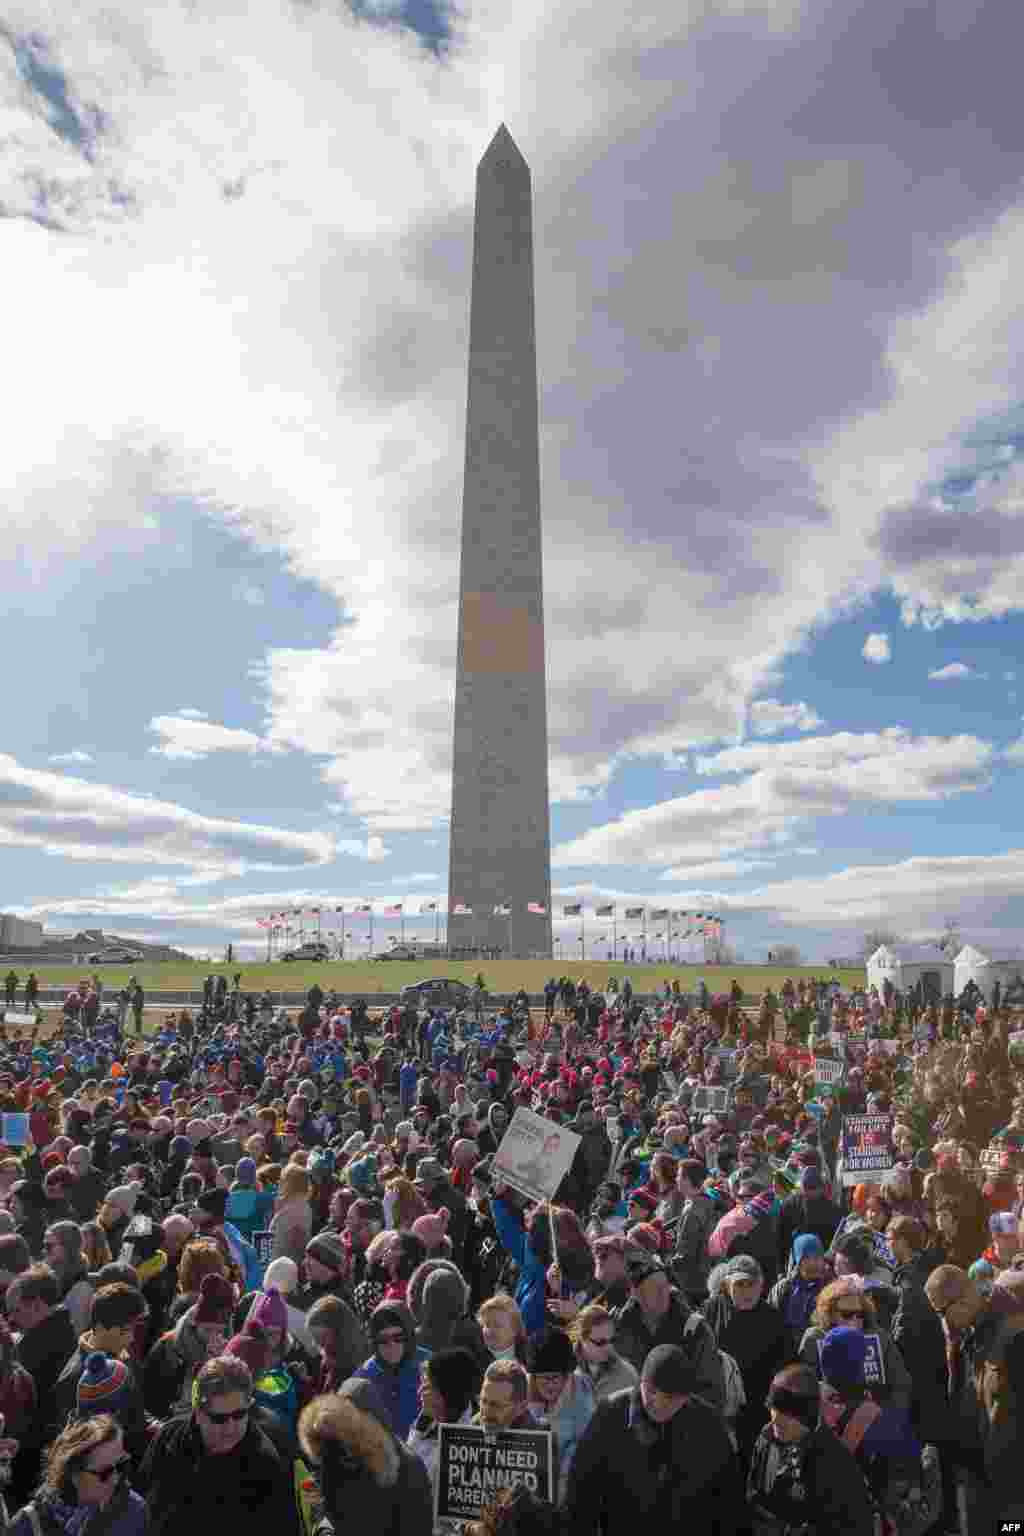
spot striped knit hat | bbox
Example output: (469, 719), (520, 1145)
(77, 1352), (133, 1420)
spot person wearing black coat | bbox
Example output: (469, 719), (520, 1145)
(297, 1376), (432, 1536)
(565, 1348), (744, 1536)
(747, 1364), (874, 1536)
(775, 1174), (844, 1270)
(702, 1256), (789, 1463)
(888, 1219), (948, 1441)
(134, 1358), (300, 1536)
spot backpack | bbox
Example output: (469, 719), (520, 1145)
(718, 1348), (746, 1421)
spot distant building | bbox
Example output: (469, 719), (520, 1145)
(0, 914), (45, 948)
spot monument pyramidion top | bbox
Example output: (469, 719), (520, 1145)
(479, 122), (529, 174)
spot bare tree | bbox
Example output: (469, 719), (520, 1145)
(861, 928), (900, 958)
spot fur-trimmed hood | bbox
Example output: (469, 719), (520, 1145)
(299, 1391), (400, 1488)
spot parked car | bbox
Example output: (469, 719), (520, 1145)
(371, 946), (420, 961)
(279, 942), (330, 962)
(399, 977), (472, 1008)
(87, 947), (144, 963)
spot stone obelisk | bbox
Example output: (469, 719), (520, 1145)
(447, 124), (552, 960)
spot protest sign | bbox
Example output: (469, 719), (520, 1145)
(691, 1085), (730, 1114)
(841, 1113), (894, 1186)
(1, 1011), (36, 1029)
(709, 1048), (738, 1079)
(814, 1057), (844, 1089)
(818, 1332), (885, 1385)
(0, 1113), (29, 1146)
(253, 1231), (274, 1266)
(492, 1109), (581, 1204)
(435, 1424), (553, 1529)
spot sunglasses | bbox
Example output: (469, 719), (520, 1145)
(83, 1456), (131, 1483)
(201, 1403), (252, 1425)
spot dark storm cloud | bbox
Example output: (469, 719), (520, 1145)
(874, 496), (1024, 566)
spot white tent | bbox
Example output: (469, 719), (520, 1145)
(953, 945), (1024, 1004)
(866, 944), (954, 1003)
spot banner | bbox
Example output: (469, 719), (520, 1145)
(691, 1085), (730, 1114)
(817, 1331), (885, 1385)
(841, 1113), (894, 1186)
(492, 1109), (581, 1204)
(435, 1424), (554, 1529)
(814, 1057), (844, 1088)
(0, 1113), (29, 1146)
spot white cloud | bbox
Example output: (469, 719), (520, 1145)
(928, 661), (977, 680)
(0, 753), (333, 873)
(555, 730), (994, 868)
(660, 858), (769, 880)
(48, 750), (93, 764)
(748, 698), (823, 737)
(333, 834), (390, 861)
(862, 632), (891, 664)
(722, 850), (1024, 935)
(3, 0), (1024, 846)
(148, 714), (281, 761)
(406, 871), (440, 883)
(176, 709), (209, 720)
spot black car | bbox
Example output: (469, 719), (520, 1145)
(398, 977), (472, 1008)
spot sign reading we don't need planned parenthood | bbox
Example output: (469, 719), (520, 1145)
(436, 1425), (554, 1532)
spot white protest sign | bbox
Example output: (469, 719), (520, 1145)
(814, 1057), (844, 1088)
(691, 1085), (730, 1114)
(2, 1012), (36, 1029)
(492, 1108), (581, 1204)
(436, 1424), (554, 1530)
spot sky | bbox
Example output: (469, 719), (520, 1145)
(3, 0), (1024, 964)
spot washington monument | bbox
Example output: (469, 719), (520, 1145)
(447, 124), (553, 959)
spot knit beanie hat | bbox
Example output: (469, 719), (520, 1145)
(819, 1325), (869, 1388)
(766, 1367), (821, 1429)
(411, 1209), (450, 1251)
(105, 1184), (141, 1218)
(306, 1232), (346, 1273)
(264, 1257), (298, 1295)
(77, 1352), (133, 1420)
(225, 1320), (274, 1378)
(249, 1285), (288, 1332)
(235, 1157), (257, 1186)
(792, 1233), (825, 1265)
(641, 1343), (697, 1396)
(424, 1347), (481, 1421)
(196, 1187), (229, 1224)
(525, 1326), (575, 1376)
(193, 1272), (235, 1326)
(990, 1211), (1018, 1237)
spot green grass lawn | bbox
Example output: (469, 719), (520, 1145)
(17, 958), (866, 996)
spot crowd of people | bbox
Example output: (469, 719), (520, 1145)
(0, 971), (1021, 1536)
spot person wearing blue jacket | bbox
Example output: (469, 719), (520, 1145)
(491, 1186), (550, 1339)
(225, 1158), (276, 1242)
(354, 1302), (430, 1440)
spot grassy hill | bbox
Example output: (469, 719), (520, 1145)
(18, 958), (866, 996)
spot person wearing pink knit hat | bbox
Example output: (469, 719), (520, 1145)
(411, 1209), (452, 1258)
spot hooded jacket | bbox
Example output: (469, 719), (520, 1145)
(14, 1306), (78, 1447)
(298, 1377), (432, 1536)
(140, 1302), (217, 1421)
(354, 1304), (431, 1439)
(406, 1259), (481, 1360)
(673, 1190), (716, 1294)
